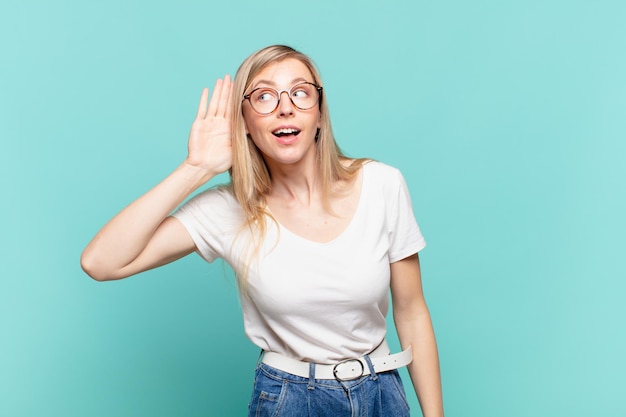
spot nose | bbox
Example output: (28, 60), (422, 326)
(277, 90), (295, 116)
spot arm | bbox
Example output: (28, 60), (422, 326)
(80, 76), (233, 281)
(391, 253), (444, 417)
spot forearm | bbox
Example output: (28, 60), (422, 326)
(395, 310), (444, 417)
(81, 162), (211, 280)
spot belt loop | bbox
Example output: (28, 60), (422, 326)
(308, 363), (316, 390)
(363, 355), (378, 381)
(256, 349), (264, 371)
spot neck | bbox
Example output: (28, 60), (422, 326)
(265, 153), (321, 206)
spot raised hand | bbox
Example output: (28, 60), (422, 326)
(185, 75), (234, 178)
(81, 76), (235, 282)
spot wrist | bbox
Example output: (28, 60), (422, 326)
(177, 161), (216, 189)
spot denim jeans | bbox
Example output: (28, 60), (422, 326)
(248, 358), (411, 417)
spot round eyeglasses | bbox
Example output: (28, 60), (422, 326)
(243, 82), (323, 115)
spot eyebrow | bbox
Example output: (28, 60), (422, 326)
(251, 77), (310, 89)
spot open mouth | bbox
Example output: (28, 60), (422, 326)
(272, 128), (301, 138)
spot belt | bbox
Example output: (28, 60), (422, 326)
(261, 340), (413, 381)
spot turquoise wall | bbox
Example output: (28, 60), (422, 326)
(1, 0), (625, 416)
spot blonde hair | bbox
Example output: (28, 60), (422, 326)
(228, 45), (365, 287)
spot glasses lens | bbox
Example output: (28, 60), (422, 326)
(249, 88), (279, 114)
(248, 83), (320, 114)
(290, 83), (319, 110)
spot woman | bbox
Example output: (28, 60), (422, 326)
(81, 45), (444, 417)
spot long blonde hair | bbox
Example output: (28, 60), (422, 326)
(228, 45), (365, 287)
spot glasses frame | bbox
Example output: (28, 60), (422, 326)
(243, 82), (323, 115)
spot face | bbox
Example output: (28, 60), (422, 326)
(242, 58), (321, 169)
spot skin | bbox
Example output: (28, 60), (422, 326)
(243, 58), (362, 243)
(243, 59), (321, 170)
(392, 254), (445, 417)
(80, 60), (444, 417)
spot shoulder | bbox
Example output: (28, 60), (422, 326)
(186, 185), (237, 207)
(363, 160), (402, 175)
(175, 185), (243, 221)
(362, 160), (406, 187)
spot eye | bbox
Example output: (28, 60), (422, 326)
(292, 87), (310, 98)
(254, 89), (277, 102)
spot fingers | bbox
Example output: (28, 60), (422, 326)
(205, 75), (232, 118)
(195, 75), (233, 120)
(220, 75), (233, 119)
(205, 78), (222, 118)
(195, 88), (209, 120)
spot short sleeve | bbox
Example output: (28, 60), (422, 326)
(171, 186), (243, 263)
(387, 169), (426, 263)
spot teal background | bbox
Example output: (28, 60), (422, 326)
(1, 0), (625, 415)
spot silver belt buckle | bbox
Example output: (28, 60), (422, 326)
(332, 358), (365, 381)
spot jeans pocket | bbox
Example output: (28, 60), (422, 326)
(249, 367), (288, 417)
(387, 370), (411, 414)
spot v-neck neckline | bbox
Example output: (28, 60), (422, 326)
(267, 163), (369, 246)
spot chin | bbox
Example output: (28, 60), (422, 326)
(266, 146), (317, 167)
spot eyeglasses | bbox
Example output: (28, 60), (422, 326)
(243, 82), (323, 115)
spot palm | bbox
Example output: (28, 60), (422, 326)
(186, 76), (234, 176)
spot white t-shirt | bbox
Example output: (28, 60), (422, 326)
(173, 161), (426, 363)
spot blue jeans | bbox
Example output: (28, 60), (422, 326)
(248, 359), (411, 417)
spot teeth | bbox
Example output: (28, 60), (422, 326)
(273, 128), (300, 136)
